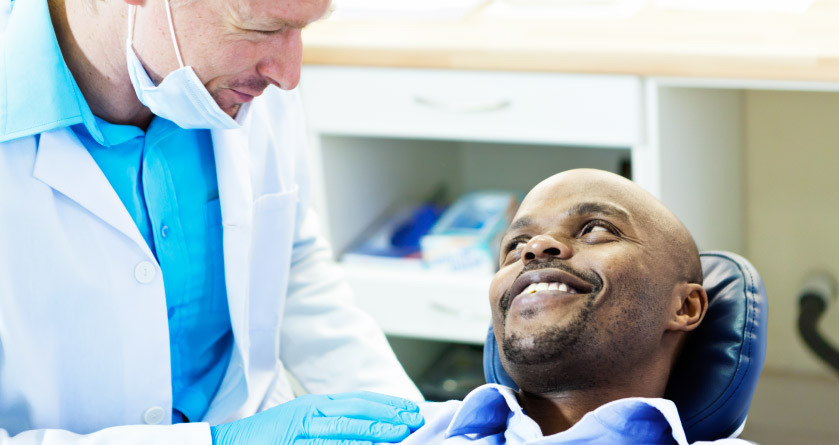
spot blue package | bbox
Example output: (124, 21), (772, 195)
(421, 191), (519, 274)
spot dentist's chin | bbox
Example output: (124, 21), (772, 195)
(212, 90), (251, 117)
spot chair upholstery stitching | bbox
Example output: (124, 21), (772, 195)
(687, 252), (757, 434)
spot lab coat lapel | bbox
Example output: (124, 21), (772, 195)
(205, 123), (258, 421)
(211, 124), (253, 359)
(32, 128), (154, 259)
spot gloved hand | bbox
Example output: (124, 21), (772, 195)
(210, 391), (425, 445)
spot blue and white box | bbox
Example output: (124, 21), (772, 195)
(420, 191), (519, 274)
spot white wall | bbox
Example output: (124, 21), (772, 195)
(739, 90), (839, 443)
(744, 89), (839, 375)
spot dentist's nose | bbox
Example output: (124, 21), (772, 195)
(522, 235), (572, 265)
(257, 28), (303, 90)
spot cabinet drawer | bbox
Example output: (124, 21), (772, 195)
(300, 66), (641, 147)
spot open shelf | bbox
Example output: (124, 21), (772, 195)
(342, 263), (493, 345)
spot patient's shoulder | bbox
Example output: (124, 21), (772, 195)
(392, 400), (462, 444)
(419, 399), (462, 418)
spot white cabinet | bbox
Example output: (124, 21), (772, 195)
(299, 66), (745, 345)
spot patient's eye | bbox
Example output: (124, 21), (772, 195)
(583, 223), (610, 233)
(505, 237), (525, 252)
(502, 236), (528, 263)
(580, 220), (619, 242)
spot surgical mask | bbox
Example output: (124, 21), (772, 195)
(125, 0), (242, 130)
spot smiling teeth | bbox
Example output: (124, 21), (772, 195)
(521, 282), (576, 295)
(558, 283), (569, 292)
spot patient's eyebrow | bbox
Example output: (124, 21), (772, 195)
(500, 217), (533, 245)
(507, 216), (533, 233)
(503, 202), (629, 240)
(564, 202), (630, 220)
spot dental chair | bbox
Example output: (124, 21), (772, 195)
(483, 251), (768, 443)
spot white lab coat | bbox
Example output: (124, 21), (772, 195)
(0, 66), (423, 443)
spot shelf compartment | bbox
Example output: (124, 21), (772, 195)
(342, 263), (493, 345)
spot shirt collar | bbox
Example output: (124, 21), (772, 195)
(581, 397), (690, 445)
(445, 384), (690, 445)
(445, 384), (535, 438)
(0, 0), (109, 144)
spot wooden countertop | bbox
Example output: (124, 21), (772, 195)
(302, 1), (839, 82)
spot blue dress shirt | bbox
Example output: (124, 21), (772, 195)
(0, 0), (232, 423)
(397, 384), (752, 444)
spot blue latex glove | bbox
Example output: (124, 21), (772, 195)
(210, 391), (424, 445)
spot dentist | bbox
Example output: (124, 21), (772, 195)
(0, 0), (423, 443)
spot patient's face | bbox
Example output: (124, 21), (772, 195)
(489, 169), (679, 392)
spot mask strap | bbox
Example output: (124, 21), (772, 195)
(164, 0), (185, 68)
(126, 1), (185, 69)
(126, 5), (136, 46)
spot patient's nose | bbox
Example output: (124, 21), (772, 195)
(523, 235), (571, 264)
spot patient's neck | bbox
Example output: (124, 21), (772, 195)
(516, 373), (668, 436)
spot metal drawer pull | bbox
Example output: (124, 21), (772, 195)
(429, 300), (461, 316)
(413, 95), (512, 113)
(430, 300), (490, 322)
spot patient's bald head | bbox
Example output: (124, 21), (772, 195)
(490, 169), (707, 398)
(547, 170), (703, 285)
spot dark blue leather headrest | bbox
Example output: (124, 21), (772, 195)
(483, 251), (768, 442)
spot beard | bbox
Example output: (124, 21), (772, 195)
(501, 292), (604, 393)
(497, 260), (661, 394)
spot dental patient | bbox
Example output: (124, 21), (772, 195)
(397, 169), (749, 444)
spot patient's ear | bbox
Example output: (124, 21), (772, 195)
(667, 283), (707, 332)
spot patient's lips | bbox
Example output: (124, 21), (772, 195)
(510, 268), (596, 301)
(520, 281), (577, 295)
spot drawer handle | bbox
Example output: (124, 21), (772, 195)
(430, 300), (461, 316)
(413, 95), (512, 114)
(430, 300), (490, 322)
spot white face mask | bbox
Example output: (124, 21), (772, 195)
(125, 0), (242, 130)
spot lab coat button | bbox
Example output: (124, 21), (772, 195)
(134, 261), (156, 284)
(143, 406), (165, 424)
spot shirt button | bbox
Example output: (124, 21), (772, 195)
(160, 225), (169, 238)
(134, 261), (156, 284)
(143, 406), (165, 425)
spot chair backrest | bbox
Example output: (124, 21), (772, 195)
(483, 251), (768, 442)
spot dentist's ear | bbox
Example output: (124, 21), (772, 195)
(667, 283), (708, 332)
